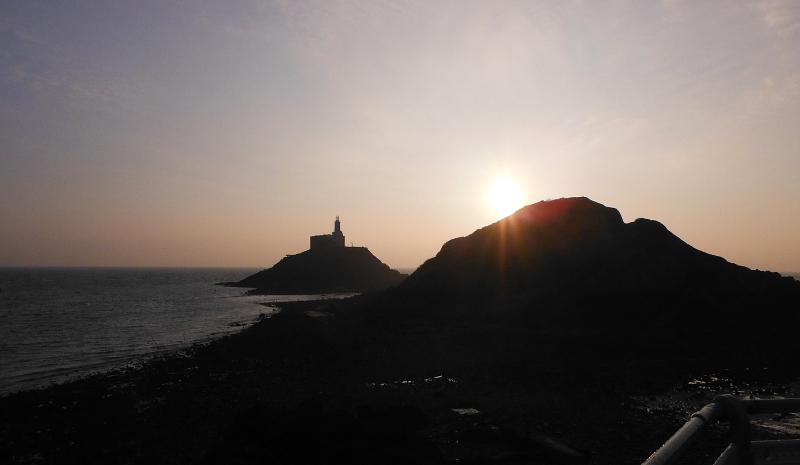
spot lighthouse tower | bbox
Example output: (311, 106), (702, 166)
(331, 216), (345, 247)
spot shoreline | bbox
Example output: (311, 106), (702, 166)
(2, 298), (799, 464)
(0, 310), (273, 398)
(0, 265), (355, 398)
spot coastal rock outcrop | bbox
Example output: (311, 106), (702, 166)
(395, 197), (800, 329)
(232, 246), (407, 295)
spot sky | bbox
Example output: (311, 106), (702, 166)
(1, 0), (799, 271)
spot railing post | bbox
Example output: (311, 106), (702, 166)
(714, 395), (753, 465)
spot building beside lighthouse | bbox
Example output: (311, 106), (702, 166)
(310, 216), (346, 249)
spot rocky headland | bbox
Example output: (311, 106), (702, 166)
(391, 197), (800, 333)
(226, 246), (407, 294)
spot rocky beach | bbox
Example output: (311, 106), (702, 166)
(2, 295), (799, 464)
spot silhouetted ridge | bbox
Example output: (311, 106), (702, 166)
(395, 197), (799, 329)
(234, 247), (406, 295)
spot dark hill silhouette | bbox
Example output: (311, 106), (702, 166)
(232, 247), (407, 294)
(394, 197), (800, 329)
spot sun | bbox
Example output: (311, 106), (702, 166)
(487, 177), (523, 217)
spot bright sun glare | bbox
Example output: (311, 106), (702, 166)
(487, 177), (523, 217)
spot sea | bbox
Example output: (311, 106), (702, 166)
(0, 267), (350, 396)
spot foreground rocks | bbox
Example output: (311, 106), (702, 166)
(2, 298), (798, 464)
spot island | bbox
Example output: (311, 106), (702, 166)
(227, 217), (407, 294)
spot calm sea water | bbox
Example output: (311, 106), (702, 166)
(0, 267), (345, 395)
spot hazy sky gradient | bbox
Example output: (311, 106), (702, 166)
(2, 0), (799, 271)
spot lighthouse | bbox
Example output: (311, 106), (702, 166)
(331, 216), (345, 247)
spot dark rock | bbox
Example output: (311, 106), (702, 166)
(457, 426), (501, 443)
(393, 197), (800, 332)
(203, 401), (442, 464)
(231, 246), (407, 294)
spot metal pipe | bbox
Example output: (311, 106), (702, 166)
(715, 395), (753, 465)
(642, 397), (800, 465)
(713, 444), (739, 465)
(642, 403), (725, 465)
(752, 439), (800, 465)
(742, 398), (800, 415)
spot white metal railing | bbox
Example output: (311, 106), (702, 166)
(643, 395), (800, 465)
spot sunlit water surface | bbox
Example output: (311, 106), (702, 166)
(0, 267), (349, 395)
